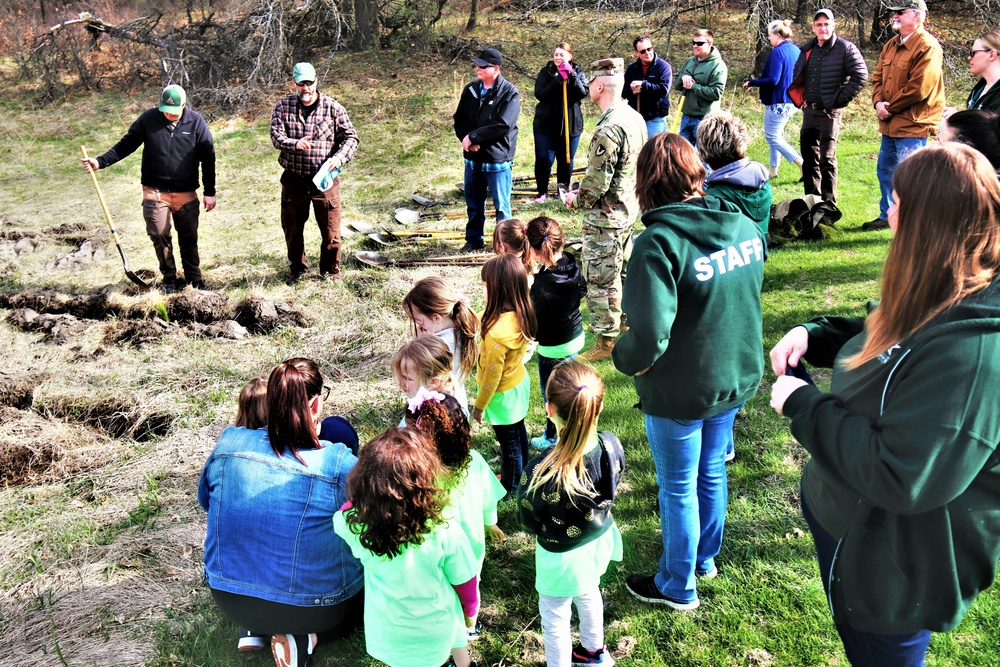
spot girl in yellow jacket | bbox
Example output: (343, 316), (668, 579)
(472, 254), (537, 495)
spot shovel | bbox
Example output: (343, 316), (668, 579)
(394, 208), (502, 225)
(355, 250), (489, 268)
(80, 146), (149, 288)
(410, 194), (461, 208)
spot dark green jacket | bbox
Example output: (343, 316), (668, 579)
(786, 280), (1000, 633)
(612, 196), (764, 419)
(675, 48), (728, 117)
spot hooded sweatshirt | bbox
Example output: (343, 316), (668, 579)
(475, 311), (529, 412)
(531, 251), (587, 348)
(612, 196), (765, 419)
(785, 279), (1000, 634)
(704, 158), (772, 236)
(675, 47), (728, 117)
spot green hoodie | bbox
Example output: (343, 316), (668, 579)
(675, 47), (728, 117)
(785, 280), (1000, 634)
(612, 196), (765, 419)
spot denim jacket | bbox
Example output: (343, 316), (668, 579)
(198, 426), (363, 606)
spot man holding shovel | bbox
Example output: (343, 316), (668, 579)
(270, 62), (359, 283)
(623, 36), (673, 138)
(81, 84), (216, 293)
(562, 58), (646, 362)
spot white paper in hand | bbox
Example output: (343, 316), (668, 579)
(313, 159), (341, 192)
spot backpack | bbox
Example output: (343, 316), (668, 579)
(770, 195), (842, 242)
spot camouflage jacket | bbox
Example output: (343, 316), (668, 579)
(576, 102), (646, 227)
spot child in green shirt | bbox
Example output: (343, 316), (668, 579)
(334, 427), (480, 667)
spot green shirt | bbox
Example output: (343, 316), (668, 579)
(444, 449), (507, 567)
(333, 511), (478, 667)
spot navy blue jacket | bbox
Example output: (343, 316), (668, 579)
(622, 55), (673, 120)
(454, 74), (520, 164)
(748, 39), (801, 106)
(97, 107), (216, 196)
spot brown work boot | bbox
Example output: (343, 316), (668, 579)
(580, 336), (615, 362)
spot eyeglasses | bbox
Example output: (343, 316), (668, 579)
(970, 49), (993, 58)
(321, 385), (332, 400)
(692, 41), (707, 46)
(295, 80), (315, 87)
(637, 47), (654, 54)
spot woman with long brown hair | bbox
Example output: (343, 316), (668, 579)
(770, 143), (1000, 665)
(199, 358), (363, 667)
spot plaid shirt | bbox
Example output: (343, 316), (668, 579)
(270, 92), (359, 177)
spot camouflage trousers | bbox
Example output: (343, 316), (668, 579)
(581, 216), (634, 338)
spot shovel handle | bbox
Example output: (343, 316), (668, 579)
(81, 147), (119, 238)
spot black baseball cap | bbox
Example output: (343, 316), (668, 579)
(473, 48), (503, 67)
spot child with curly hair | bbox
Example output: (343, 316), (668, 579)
(405, 390), (507, 641)
(517, 361), (624, 667)
(334, 427), (480, 667)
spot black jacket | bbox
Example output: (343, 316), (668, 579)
(967, 77), (1000, 114)
(533, 62), (589, 138)
(453, 74), (520, 164)
(531, 251), (587, 347)
(517, 432), (624, 553)
(97, 107), (216, 195)
(622, 55), (673, 120)
(790, 34), (868, 114)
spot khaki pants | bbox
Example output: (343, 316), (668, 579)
(141, 187), (201, 283)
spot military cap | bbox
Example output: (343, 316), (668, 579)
(590, 58), (625, 78)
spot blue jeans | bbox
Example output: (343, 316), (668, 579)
(764, 103), (801, 168)
(537, 353), (576, 440)
(464, 163), (512, 246)
(646, 408), (737, 603)
(493, 420), (529, 494)
(645, 116), (667, 138)
(533, 130), (581, 195)
(801, 495), (931, 666)
(877, 135), (926, 220)
(679, 115), (703, 150)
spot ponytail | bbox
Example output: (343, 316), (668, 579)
(267, 358), (323, 462)
(526, 216), (565, 268)
(403, 277), (481, 379)
(527, 361), (604, 503)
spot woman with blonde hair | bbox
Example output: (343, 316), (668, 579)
(743, 19), (803, 178)
(770, 143), (1000, 665)
(945, 29), (1000, 118)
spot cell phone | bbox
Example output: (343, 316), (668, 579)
(785, 361), (815, 386)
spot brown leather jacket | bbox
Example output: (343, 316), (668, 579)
(871, 27), (945, 138)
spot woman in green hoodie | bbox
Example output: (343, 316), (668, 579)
(770, 143), (1000, 665)
(613, 133), (765, 610)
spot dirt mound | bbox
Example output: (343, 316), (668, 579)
(0, 290), (114, 319)
(102, 318), (179, 347)
(37, 392), (174, 441)
(6, 308), (94, 345)
(166, 290), (230, 324)
(233, 297), (312, 333)
(188, 319), (249, 339)
(0, 406), (107, 485)
(46, 238), (107, 271)
(0, 236), (41, 260)
(0, 372), (44, 409)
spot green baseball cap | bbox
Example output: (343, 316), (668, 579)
(888, 0), (927, 10)
(159, 85), (186, 114)
(293, 62), (317, 84)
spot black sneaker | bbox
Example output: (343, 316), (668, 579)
(861, 217), (890, 231)
(460, 242), (484, 253)
(572, 643), (615, 665)
(285, 272), (303, 286)
(191, 280), (208, 290)
(625, 574), (700, 610)
(161, 281), (176, 295)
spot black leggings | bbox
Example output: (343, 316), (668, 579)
(210, 587), (363, 641)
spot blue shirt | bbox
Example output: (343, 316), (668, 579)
(198, 426), (363, 606)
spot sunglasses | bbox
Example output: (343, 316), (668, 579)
(295, 80), (315, 87)
(692, 41), (707, 46)
(970, 49), (993, 58)
(892, 8), (912, 15)
(322, 385), (332, 400)
(637, 47), (654, 54)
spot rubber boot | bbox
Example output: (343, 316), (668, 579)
(580, 336), (615, 362)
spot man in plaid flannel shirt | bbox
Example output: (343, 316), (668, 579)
(270, 62), (359, 283)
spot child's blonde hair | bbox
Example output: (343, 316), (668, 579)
(234, 377), (267, 429)
(492, 218), (532, 274)
(391, 335), (456, 396)
(527, 361), (604, 502)
(402, 277), (480, 380)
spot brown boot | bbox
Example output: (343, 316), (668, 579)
(580, 336), (615, 362)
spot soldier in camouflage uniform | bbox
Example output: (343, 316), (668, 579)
(562, 58), (647, 361)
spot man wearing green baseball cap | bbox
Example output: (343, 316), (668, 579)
(270, 62), (359, 284)
(81, 84), (216, 293)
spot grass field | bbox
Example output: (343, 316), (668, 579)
(1, 7), (998, 667)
